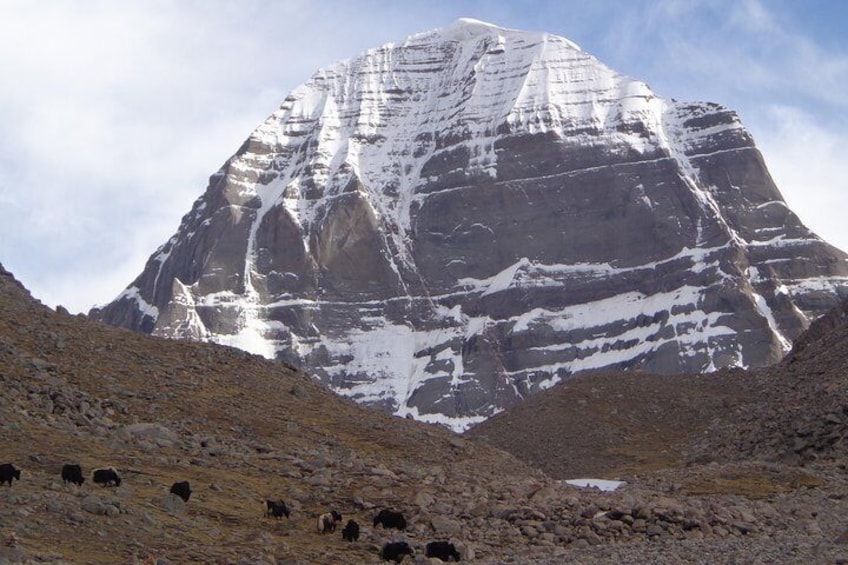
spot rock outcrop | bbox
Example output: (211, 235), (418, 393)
(93, 19), (848, 430)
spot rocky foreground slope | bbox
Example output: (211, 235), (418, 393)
(4, 262), (848, 564)
(93, 18), (848, 430)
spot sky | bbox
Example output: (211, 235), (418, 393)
(1, 0), (846, 313)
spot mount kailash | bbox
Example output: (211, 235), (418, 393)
(93, 18), (848, 431)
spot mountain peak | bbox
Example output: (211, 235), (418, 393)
(447, 17), (503, 34)
(96, 20), (848, 431)
(409, 17), (581, 51)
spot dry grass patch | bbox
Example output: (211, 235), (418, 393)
(680, 466), (822, 499)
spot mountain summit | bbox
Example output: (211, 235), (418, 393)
(94, 19), (848, 430)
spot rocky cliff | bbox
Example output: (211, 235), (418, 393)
(94, 18), (848, 430)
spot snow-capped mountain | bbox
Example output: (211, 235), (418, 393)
(94, 18), (848, 431)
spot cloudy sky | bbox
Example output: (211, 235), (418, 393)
(2, 0), (846, 313)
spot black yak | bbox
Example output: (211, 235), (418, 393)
(92, 467), (121, 487)
(61, 464), (84, 486)
(170, 480), (192, 502)
(373, 509), (407, 530)
(265, 499), (290, 519)
(341, 519), (360, 542)
(381, 541), (413, 563)
(0, 464), (20, 486)
(426, 541), (461, 561)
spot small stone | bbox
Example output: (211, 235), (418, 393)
(646, 524), (664, 537)
(581, 529), (602, 545)
(571, 538), (590, 549)
(520, 525), (539, 538)
(162, 493), (185, 515)
(415, 490), (435, 509)
(431, 515), (462, 535)
(81, 496), (106, 516)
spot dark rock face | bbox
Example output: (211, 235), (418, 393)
(93, 20), (848, 430)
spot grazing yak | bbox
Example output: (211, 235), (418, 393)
(426, 541), (461, 562)
(91, 467), (121, 487)
(317, 510), (342, 533)
(264, 499), (290, 519)
(61, 464), (85, 486)
(169, 480), (191, 502)
(341, 519), (360, 542)
(0, 464), (21, 486)
(381, 541), (413, 563)
(373, 509), (407, 530)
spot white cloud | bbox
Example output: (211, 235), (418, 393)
(727, 0), (779, 34)
(1, 0), (845, 313)
(0, 1), (347, 312)
(597, 0), (848, 114)
(755, 105), (848, 252)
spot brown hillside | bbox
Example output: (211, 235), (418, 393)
(465, 296), (848, 478)
(2, 263), (848, 564)
(464, 369), (759, 479)
(690, 296), (848, 466)
(0, 264), (539, 564)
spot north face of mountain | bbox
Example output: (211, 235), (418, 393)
(93, 18), (848, 430)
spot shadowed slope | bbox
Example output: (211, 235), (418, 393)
(464, 369), (757, 478)
(465, 296), (848, 479)
(690, 296), (848, 465)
